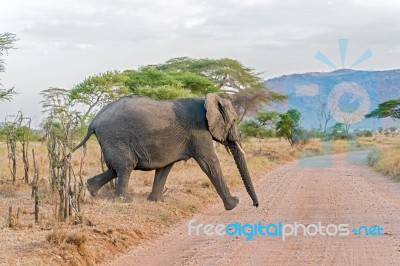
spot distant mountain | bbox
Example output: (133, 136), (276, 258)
(265, 69), (400, 130)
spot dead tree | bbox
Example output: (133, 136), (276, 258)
(31, 149), (40, 223)
(4, 117), (17, 183)
(4, 112), (31, 184)
(41, 87), (85, 223)
(16, 113), (31, 183)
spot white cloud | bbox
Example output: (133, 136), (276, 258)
(353, 0), (400, 9)
(231, 0), (272, 6)
(71, 43), (98, 50)
(388, 48), (400, 55)
(183, 17), (207, 29)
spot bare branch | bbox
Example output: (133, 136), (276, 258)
(316, 95), (338, 135)
(0, 87), (17, 102)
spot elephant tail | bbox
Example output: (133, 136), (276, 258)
(68, 127), (94, 157)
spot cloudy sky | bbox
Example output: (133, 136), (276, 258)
(1, 0), (400, 126)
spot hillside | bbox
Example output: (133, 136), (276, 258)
(265, 69), (400, 130)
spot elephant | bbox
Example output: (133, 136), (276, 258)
(71, 93), (259, 210)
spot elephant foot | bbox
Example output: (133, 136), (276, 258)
(114, 195), (132, 203)
(147, 192), (164, 202)
(223, 196), (239, 211)
(86, 180), (99, 197)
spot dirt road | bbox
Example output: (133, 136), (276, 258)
(105, 151), (400, 265)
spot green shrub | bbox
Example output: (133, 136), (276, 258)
(367, 148), (381, 166)
(240, 120), (275, 138)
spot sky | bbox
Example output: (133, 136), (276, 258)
(1, 0), (400, 126)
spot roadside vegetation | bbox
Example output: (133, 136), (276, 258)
(365, 100), (400, 181)
(367, 136), (400, 181)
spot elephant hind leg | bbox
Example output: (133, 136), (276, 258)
(147, 163), (174, 202)
(115, 168), (134, 199)
(87, 169), (117, 197)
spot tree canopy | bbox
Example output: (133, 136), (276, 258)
(365, 99), (400, 120)
(70, 71), (129, 122)
(41, 87), (74, 116)
(123, 68), (180, 90)
(0, 88), (16, 102)
(0, 33), (17, 101)
(133, 84), (194, 100)
(156, 57), (264, 93)
(123, 66), (219, 97)
(154, 57), (286, 121)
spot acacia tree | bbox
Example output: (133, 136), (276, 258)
(123, 68), (196, 99)
(123, 66), (219, 99)
(365, 99), (400, 120)
(124, 67), (180, 90)
(155, 57), (286, 121)
(133, 84), (195, 100)
(70, 71), (129, 125)
(232, 89), (285, 123)
(71, 57), (285, 125)
(155, 57), (261, 93)
(0, 33), (17, 101)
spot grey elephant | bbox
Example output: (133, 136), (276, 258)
(71, 93), (259, 210)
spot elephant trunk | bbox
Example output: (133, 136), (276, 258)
(229, 143), (259, 207)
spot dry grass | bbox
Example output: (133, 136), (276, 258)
(367, 136), (400, 181)
(0, 137), (374, 265)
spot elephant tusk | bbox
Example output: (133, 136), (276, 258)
(235, 141), (246, 156)
(225, 145), (232, 155)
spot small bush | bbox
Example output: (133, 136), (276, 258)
(65, 232), (87, 248)
(47, 230), (67, 246)
(354, 130), (373, 138)
(367, 149), (381, 166)
(47, 229), (87, 249)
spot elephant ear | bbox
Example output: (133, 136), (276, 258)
(204, 93), (237, 142)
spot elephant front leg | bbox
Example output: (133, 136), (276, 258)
(148, 163), (174, 202)
(194, 154), (239, 211)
